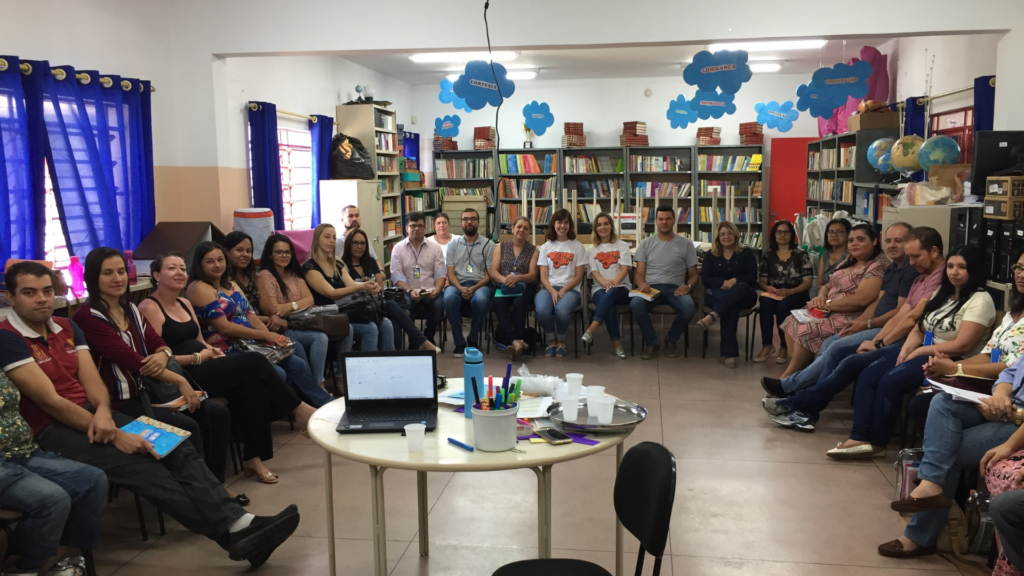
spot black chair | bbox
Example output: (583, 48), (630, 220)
(492, 442), (676, 576)
(108, 483), (165, 542)
(699, 304), (759, 361)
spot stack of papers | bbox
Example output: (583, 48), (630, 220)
(926, 379), (991, 404)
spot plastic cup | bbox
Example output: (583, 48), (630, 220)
(405, 423), (425, 453)
(592, 395), (616, 424)
(586, 385), (606, 407)
(565, 373), (584, 398)
(558, 391), (579, 422)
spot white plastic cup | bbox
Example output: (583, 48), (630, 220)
(558, 391), (579, 422)
(586, 385), (606, 407)
(405, 423), (425, 453)
(565, 373), (584, 398)
(592, 395), (616, 424)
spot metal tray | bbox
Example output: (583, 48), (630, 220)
(547, 398), (647, 434)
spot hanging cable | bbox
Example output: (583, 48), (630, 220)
(484, 0), (503, 179)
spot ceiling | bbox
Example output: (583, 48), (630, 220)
(343, 38), (896, 85)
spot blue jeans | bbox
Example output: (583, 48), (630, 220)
(406, 293), (445, 342)
(759, 291), (810, 346)
(780, 328), (882, 394)
(443, 282), (493, 347)
(340, 319), (396, 352)
(782, 342), (900, 422)
(630, 283), (695, 346)
(0, 450), (106, 569)
(286, 328), (328, 384)
(905, 393), (1018, 547)
(273, 343), (334, 408)
(591, 286), (631, 342)
(384, 300), (428, 350)
(704, 283), (758, 358)
(849, 354), (929, 447)
(493, 283), (536, 342)
(535, 287), (582, 342)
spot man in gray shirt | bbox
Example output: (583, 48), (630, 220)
(443, 208), (496, 357)
(631, 205), (698, 359)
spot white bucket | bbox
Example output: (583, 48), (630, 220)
(471, 407), (518, 452)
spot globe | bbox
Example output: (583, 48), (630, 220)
(891, 135), (925, 175)
(867, 138), (896, 174)
(918, 135), (962, 173)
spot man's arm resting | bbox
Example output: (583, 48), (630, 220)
(871, 296), (907, 328)
(6, 361), (97, 434)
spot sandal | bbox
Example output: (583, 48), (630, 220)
(244, 468), (280, 484)
(754, 346), (775, 363)
(697, 314), (716, 331)
(544, 345), (556, 358)
(776, 348), (789, 364)
(555, 345), (567, 358)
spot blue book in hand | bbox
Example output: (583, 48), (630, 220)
(120, 416), (192, 459)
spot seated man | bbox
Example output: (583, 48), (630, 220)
(0, 368), (106, 576)
(391, 211), (446, 345)
(763, 226), (946, 431)
(443, 208), (496, 357)
(632, 205), (698, 360)
(761, 222), (917, 396)
(0, 262), (298, 569)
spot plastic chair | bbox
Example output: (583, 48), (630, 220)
(699, 304), (759, 361)
(492, 442), (677, 576)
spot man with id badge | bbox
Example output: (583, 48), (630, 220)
(443, 208), (496, 357)
(391, 212), (447, 346)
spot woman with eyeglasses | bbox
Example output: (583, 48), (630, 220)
(755, 220), (814, 364)
(818, 218), (851, 292)
(338, 228), (396, 351)
(698, 221), (759, 368)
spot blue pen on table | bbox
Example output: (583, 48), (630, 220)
(447, 437), (474, 452)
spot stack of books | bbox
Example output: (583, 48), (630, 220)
(739, 123), (764, 145)
(620, 121), (649, 146)
(562, 122), (586, 147)
(401, 158), (422, 189)
(697, 127), (721, 145)
(433, 136), (457, 151)
(474, 126), (496, 150)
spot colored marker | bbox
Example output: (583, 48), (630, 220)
(514, 379), (522, 403)
(447, 437), (474, 452)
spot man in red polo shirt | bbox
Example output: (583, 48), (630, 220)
(0, 262), (298, 568)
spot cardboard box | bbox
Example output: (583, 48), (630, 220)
(983, 196), (1024, 220)
(986, 176), (1024, 197)
(847, 110), (900, 132)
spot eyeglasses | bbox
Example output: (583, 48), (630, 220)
(408, 224), (425, 229)
(461, 217), (479, 223)
(1013, 264), (1024, 275)
(351, 241), (367, 247)
(827, 229), (847, 236)
(273, 250), (292, 256)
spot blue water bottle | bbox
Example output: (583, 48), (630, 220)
(463, 347), (484, 419)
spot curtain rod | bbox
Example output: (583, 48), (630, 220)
(0, 59), (155, 92)
(247, 102), (340, 126)
(896, 76), (995, 109)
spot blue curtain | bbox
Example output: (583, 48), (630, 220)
(0, 55), (41, 261)
(904, 96), (927, 138)
(140, 80), (155, 239)
(308, 114), (333, 228)
(248, 101), (284, 230)
(121, 78), (152, 249)
(974, 75), (995, 132)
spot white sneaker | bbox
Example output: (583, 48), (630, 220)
(581, 330), (593, 344)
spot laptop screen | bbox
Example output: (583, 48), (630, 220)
(345, 354), (435, 401)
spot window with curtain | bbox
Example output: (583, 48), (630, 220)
(277, 127), (312, 230)
(41, 159), (71, 281)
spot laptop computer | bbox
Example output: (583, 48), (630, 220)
(336, 350), (438, 433)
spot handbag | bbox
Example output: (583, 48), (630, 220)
(235, 338), (296, 364)
(287, 305), (350, 337)
(382, 287), (407, 310)
(335, 291), (382, 324)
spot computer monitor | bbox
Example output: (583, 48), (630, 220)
(971, 131), (1024, 193)
(342, 351), (437, 406)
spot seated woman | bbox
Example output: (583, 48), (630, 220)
(185, 241), (334, 408)
(255, 234), (329, 389)
(580, 212), (631, 359)
(779, 223), (886, 377)
(535, 209), (586, 358)
(698, 221), (758, 368)
(426, 212), (460, 261)
(223, 231), (287, 336)
(71, 247), (232, 486)
(338, 228), (398, 352)
(831, 245), (995, 460)
(489, 216), (539, 358)
(984, 446), (1024, 575)
(141, 252), (319, 485)
(818, 218), (851, 292)
(755, 220), (813, 364)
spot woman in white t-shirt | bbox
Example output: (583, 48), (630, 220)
(581, 212), (632, 359)
(535, 208), (586, 358)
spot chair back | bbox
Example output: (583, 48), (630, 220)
(613, 442), (676, 559)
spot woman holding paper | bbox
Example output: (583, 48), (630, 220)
(698, 221), (758, 368)
(755, 220), (813, 364)
(581, 212), (632, 359)
(489, 216), (539, 358)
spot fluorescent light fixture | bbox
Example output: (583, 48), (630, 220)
(446, 69), (536, 81)
(708, 39), (827, 52)
(410, 51), (517, 63)
(750, 63), (782, 72)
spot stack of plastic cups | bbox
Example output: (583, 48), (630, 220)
(561, 373), (583, 422)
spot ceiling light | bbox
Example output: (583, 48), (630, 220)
(446, 69), (536, 81)
(708, 39), (827, 52)
(750, 63), (782, 72)
(410, 51), (517, 63)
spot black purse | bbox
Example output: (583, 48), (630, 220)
(382, 287), (407, 311)
(335, 291), (383, 324)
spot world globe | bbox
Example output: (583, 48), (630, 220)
(918, 135), (962, 173)
(867, 138), (897, 174)
(891, 135), (925, 175)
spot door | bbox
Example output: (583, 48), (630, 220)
(768, 137), (816, 227)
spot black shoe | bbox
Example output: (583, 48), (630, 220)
(233, 493), (250, 506)
(453, 345), (466, 358)
(467, 338), (479, 350)
(228, 504), (300, 566)
(760, 377), (787, 398)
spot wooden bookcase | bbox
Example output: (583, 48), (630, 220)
(560, 146), (626, 236)
(496, 148), (559, 240)
(695, 144), (766, 253)
(433, 149), (496, 237)
(400, 188), (440, 236)
(626, 146), (696, 242)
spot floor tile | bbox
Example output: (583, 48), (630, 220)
(391, 542), (671, 576)
(671, 555), (957, 575)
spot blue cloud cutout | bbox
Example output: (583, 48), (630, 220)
(452, 60), (515, 110)
(810, 60), (873, 108)
(434, 115), (461, 138)
(522, 101), (554, 136)
(666, 94), (700, 129)
(754, 100), (799, 133)
(795, 82), (836, 119)
(688, 90), (736, 120)
(438, 78), (472, 113)
(683, 50), (752, 95)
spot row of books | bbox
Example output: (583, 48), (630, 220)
(564, 155), (622, 174)
(699, 180), (763, 198)
(576, 204), (604, 224)
(497, 177), (556, 199)
(435, 157), (494, 179)
(441, 186), (495, 204)
(697, 154), (761, 172)
(378, 179), (393, 195)
(499, 204), (553, 225)
(382, 196), (400, 217)
(402, 192), (437, 213)
(732, 207), (762, 223)
(385, 219), (402, 237)
(807, 179), (854, 203)
(633, 181), (692, 198)
(499, 153), (556, 174)
(808, 144), (856, 170)
(629, 155), (689, 172)
(375, 133), (398, 153)
(566, 179), (619, 199)
(376, 156), (396, 173)
(374, 110), (395, 131)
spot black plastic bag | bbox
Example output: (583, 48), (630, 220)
(329, 133), (376, 180)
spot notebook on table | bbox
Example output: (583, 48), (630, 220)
(336, 350), (438, 434)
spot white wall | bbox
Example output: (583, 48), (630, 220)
(893, 34), (999, 112)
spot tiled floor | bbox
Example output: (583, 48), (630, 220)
(91, 323), (972, 575)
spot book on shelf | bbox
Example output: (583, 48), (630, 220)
(533, 205), (551, 224)
(382, 196), (400, 216)
(806, 179), (853, 203)
(741, 232), (763, 249)
(633, 181), (691, 198)
(378, 179), (394, 195)
(563, 155), (621, 174)
(497, 177), (556, 199)
(499, 203), (524, 223)
(499, 153), (555, 174)
(738, 122), (763, 134)
(433, 137), (458, 151)
(697, 154), (759, 171)
(376, 156), (396, 172)
(385, 219), (401, 237)
(374, 110), (395, 131)
(474, 139), (496, 150)
(440, 186), (494, 205)
(622, 121), (647, 135)
(629, 155), (688, 172)
(568, 179), (618, 199)
(732, 206), (761, 223)
(561, 134), (587, 147)
(839, 143), (856, 168)
(698, 206), (727, 223)
(698, 180), (760, 197)
(677, 206), (691, 224)
(576, 204), (603, 224)
(434, 157), (494, 179)
(376, 133), (397, 152)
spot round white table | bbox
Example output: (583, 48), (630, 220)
(307, 379), (632, 576)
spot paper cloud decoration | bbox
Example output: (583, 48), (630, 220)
(810, 60), (873, 108)
(666, 94), (700, 129)
(796, 82), (836, 120)
(683, 50), (752, 95)
(688, 90), (736, 120)
(438, 78), (472, 113)
(754, 100), (799, 133)
(522, 101), (554, 136)
(452, 60), (516, 110)
(434, 115), (461, 138)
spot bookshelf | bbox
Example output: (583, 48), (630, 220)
(560, 146), (626, 235)
(433, 149), (497, 237)
(497, 148), (559, 240)
(336, 103), (403, 269)
(626, 146), (696, 242)
(695, 145), (766, 251)
(805, 128), (899, 225)
(400, 188), (440, 236)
